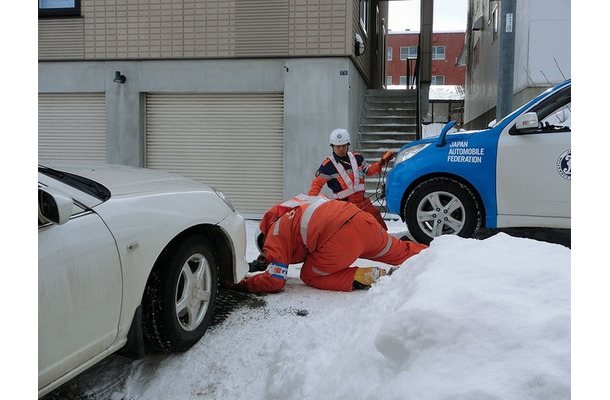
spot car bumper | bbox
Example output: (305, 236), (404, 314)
(385, 160), (418, 214)
(219, 212), (249, 282)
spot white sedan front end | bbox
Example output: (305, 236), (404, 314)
(38, 163), (249, 398)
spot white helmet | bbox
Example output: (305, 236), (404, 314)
(329, 128), (351, 146)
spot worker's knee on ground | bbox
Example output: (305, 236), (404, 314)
(353, 267), (386, 287)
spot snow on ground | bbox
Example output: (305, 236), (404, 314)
(116, 219), (570, 400)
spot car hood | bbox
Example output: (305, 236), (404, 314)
(40, 163), (215, 197)
(399, 129), (479, 151)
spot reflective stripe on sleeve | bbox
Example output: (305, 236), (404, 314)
(266, 262), (289, 280)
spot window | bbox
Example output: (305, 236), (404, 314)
(533, 86), (571, 130)
(387, 47), (393, 61)
(431, 76), (445, 85)
(386, 76), (393, 86)
(432, 46), (445, 60)
(492, 7), (499, 42)
(39, 0), (81, 17)
(399, 76), (416, 87)
(360, 0), (369, 33)
(400, 46), (418, 60)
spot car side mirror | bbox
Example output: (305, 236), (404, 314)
(38, 187), (74, 225)
(513, 112), (539, 134)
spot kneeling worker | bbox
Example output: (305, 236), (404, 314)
(229, 194), (427, 293)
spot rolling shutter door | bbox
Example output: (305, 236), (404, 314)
(146, 93), (284, 215)
(38, 93), (106, 163)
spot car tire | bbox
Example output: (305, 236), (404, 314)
(404, 177), (481, 245)
(143, 235), (218, 353)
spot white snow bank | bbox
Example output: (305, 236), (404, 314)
(264, 233), (570, 400)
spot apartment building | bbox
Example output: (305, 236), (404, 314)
(386, 30), (465, 87)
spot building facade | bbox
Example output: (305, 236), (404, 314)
(38, 0), (389, 216)
(386, 31), (465, 87)
(463, 0), (571, 128)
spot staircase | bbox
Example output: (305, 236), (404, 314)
(356, 89), (418, 216)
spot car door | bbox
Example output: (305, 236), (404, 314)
(38, 202), (123, 390)
(495, 86), (571, 227)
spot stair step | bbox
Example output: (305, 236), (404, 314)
(362, 109), (415, 118)
(361, 116), (417, 124)
(364, 103), (417, 110)
(358, 88), (419, 216)
(366, 93), (417, 101)
(360, 126), (417, 134)
(361, 144), (410, 151)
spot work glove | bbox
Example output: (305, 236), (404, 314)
(352, 267), (387, 289)
(380, 151), (395, 167)
(248, 254), (269, 273)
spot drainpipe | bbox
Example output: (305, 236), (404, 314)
(419, 0), (433, 141)
(496, 0), (516, 120)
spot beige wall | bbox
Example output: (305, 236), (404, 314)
(39, 0), (353, 60)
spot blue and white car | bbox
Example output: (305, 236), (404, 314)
(385, 80), (571, 244)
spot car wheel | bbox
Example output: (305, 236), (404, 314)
(143, 235), (218, 353)
(404, 177), (481, 245)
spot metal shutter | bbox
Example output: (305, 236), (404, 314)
(146, 93), (284, 215)
(38, 93), (106, 163)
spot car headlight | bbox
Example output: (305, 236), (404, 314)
(395, 143), (430, 165)
(213, 188), (236, 212)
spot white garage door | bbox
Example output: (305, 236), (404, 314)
(146, 93), (284, 215)
(38, 93), (106, 163)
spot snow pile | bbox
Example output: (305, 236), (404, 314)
(94, 221), (570, 400)
(263, 233), (570, 400)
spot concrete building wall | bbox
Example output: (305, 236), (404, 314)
(464, 0), (570, 128)
(38, 56), (365, 200)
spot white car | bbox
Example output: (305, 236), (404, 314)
(38, 163), (249, 398)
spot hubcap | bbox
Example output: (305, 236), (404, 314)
(175, 253), (212, 331)
(417, 191), (466, 239)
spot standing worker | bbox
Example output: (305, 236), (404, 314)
(227, 194), (427, 293)
(308, 128), (394, 230)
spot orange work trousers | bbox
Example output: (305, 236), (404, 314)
(300, 211), (427, 291)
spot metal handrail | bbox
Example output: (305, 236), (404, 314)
(405, 40), (422, 140)
(414, 43), (421, 140)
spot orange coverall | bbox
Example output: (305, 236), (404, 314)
(238, 195), (427, 293)
(308, 152), (388, 229)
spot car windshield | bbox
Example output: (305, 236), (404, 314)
(38, 165), (111, 201)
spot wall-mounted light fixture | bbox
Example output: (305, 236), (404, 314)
(354, 34), (365, 56)
(113, 71), (126, 84)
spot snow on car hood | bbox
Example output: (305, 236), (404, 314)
(41, 163), (215, 196)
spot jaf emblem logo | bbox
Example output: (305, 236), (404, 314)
(556, 149), (571, 181)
